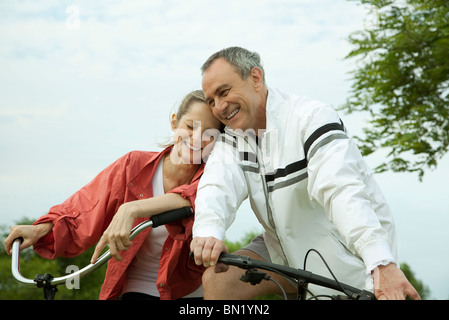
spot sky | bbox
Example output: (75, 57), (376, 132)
(0, 0), (447, 299)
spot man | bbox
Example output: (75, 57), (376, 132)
(190, 46), (420, 300)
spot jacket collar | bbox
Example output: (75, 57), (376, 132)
(224, 87), (286, 139)
(131, 146), (204, 193)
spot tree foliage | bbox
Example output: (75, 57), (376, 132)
(342, 0), (449, 180)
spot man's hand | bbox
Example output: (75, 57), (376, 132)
(190, 236), (229, 273)
(372, 263), (421, 300)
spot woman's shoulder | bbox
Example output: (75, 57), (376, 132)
(119, 150), (163, 168)
(126, 150), (160, 158)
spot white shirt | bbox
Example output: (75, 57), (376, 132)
(124, 158), (202, 297)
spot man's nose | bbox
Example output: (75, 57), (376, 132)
(215, 98), (228, 114)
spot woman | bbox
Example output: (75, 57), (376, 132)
(4, 90), (224, 300)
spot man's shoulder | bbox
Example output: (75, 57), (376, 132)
(268, 87), (330, 117)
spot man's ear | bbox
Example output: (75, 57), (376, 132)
(171, 114), (177, 131)
(249, 67), (264, 91)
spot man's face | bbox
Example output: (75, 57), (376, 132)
(202, 58), (264, 132)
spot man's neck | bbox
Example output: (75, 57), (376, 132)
(255, 86), (269, 136)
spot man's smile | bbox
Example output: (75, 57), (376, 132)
(225, 107), (240, 121)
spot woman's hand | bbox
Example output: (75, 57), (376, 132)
(90, 194), (192, 264)
(4, 223), (53, 255)
(90, 202), (138, 264)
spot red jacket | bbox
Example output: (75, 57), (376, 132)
(33, 147), (205, 300)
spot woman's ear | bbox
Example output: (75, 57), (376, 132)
(171, 114), (177, 131)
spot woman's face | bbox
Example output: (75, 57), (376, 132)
(171, 101), (223, 165)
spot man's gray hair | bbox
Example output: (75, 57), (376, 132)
(201, 46), (266, 83)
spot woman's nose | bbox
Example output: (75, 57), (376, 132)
(192, 124), (203, 147)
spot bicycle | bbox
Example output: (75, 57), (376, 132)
(12, 206), (374, 301)
(11, 207), (193, 300)
(216, 251), (376, 300)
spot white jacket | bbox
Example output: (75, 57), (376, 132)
(193, 87), (397, 295)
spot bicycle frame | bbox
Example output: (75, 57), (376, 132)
(218, 252), (375, 300)
(11, 207), (192, 300)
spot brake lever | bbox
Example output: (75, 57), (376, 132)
(217, 253), (253, 269)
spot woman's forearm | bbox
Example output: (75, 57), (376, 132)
(91, 193), (191, 262)
(127, 193), (191, 219)
(35, 222), (54, 237)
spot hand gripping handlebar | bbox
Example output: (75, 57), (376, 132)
(11, 206), (192, 299)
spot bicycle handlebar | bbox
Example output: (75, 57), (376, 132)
(217, 252), (375, 300)
(11, 206), (192, 289)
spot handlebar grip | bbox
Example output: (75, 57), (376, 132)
(217, 252), (245, 264)
(150, 206), (193, 228)
(14, 237), (24, 244)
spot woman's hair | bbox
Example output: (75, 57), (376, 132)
(175, 89), (206, 122)
(158, 89), (224, 148)
(201, 46), (266, 83)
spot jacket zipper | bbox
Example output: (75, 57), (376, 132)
(235, 131), (290, 265)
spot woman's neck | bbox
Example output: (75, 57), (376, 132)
(162, 153), (200, 192)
